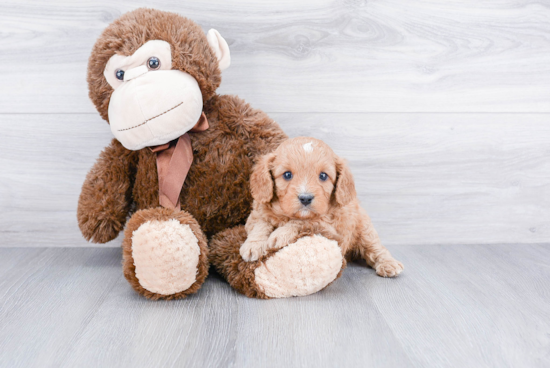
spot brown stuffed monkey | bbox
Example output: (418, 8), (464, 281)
(79, 8), (347, 300)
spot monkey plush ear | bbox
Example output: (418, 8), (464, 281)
(207, 29), (231, 71)
(250, 153), (276, 204)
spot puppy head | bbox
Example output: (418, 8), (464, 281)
(250, 137), (356, 219)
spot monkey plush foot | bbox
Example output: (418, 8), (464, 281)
(210, 226), (346, 299)
(122, 208), (209, 300)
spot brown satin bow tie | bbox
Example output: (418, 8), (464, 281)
(149, 112), (209, 210)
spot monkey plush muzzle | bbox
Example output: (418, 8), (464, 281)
(102, 39), (204, 151)
(108, 68), (203, 150)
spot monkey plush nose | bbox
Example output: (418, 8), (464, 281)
(299, 194), (314, 206)
(123, 65), (148, 81)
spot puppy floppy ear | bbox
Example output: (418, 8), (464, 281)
(334, 156), (356, 206)
(250, 153), (276, 203)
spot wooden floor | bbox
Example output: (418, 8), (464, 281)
(1, 245), (549, 368)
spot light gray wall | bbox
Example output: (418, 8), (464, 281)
(1, 0), (548, 247)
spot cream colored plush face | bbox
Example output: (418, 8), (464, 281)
(104, 40), (202, 150)
(103, 30), (231, 150)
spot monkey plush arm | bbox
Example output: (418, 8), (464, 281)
(77, 139), (136, 243)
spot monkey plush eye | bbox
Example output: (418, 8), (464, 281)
(115, 69), (125, 81)
(147, 57), (160, 69)
(319, 172), (328, 181)
(283, 171), (293, 180)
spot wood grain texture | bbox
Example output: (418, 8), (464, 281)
(0, 0), (549, 113)
(0, 248), (122, 367)
(1, 2), (548, 366)
(0, 245), (548, 367)
(1, 113), (548, 247)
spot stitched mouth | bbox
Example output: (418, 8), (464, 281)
(117, 101), (184, 131)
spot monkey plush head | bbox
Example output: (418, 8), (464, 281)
(87, 8), (230, 150)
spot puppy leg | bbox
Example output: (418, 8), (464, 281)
(267, 221), (340, 254)
(240, 213), (274, 262)
(266, 221), (303, 251)
(357, 213), (404, 277)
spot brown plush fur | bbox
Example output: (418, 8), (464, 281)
(78, 8), (287, 298)
(122, 208), (209, 300)
(209, 226), (346, 299)
(243, 137), (404, 277)
(78, 94), (287, 242)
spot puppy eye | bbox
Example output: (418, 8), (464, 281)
(283, 171), (293, 180)
(319, 172), (328, 181)
(147, 57), (160, 70)
(115, 69), (125, 81)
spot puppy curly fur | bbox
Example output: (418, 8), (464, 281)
(77, 8), (287, 299)
(241, 137), (404, 277)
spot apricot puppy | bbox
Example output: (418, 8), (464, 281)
(240, 137), (404, 277)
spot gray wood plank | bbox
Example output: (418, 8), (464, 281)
(59, 273), (238, 368)
(369, 244), (550, 367)
(1, 113), (548, 247)
(230, 272), (413, 368)
(0, 0), (549, 113)
(281, 112), (550, 246)
(0, 245), (549, 367)
(0, 248), (122, 368)
(0, 113), (120, 248)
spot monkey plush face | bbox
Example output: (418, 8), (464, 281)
(103, 38), (220, 150)
(87, 9), (230, 150)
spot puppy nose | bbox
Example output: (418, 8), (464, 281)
(299, 194), (314, 206)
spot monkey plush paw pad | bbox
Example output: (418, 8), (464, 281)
(375, 259), (404, 278)
(131, 219), (200, 295)
(255, 235), (343, 298)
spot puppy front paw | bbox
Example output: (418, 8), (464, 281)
(375, 259), (404, 278)
(240, 239), (268, 262)
(267, 227), (300, 251)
